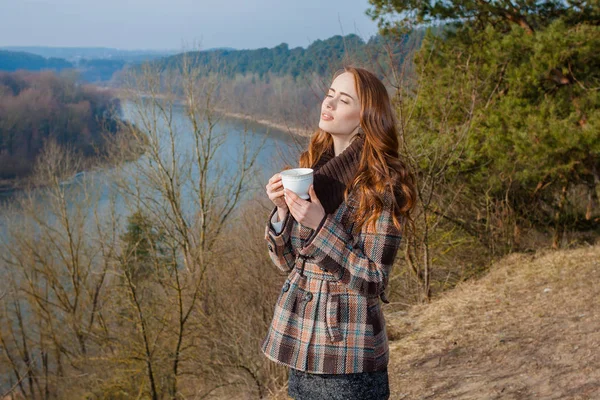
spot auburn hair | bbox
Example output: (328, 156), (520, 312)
(299, 66), (417, 235)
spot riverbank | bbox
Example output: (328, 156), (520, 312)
(116, 88), (314, 138)
(216, 109), (313, 138)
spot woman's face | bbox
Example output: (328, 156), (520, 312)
(318, 71), (361, 137)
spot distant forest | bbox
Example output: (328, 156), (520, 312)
(0, 50), (73, 72)
(0, 70), (125, 182)
(0, 49), (170, 83)
(152, 32), (426, 80)
(134, 32), (428, 129)
(0, 46), (178, 61)
(1, 32), (426, 84)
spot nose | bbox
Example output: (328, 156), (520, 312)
(324, 97), (335, 110)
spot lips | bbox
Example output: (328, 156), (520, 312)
(321, 112), (334, 121)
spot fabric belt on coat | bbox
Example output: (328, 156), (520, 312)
(293, 253), (390, 304)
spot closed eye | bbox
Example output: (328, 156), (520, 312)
(325, 94), (348, 104)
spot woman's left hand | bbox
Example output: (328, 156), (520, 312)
(284, 185), (326, 230)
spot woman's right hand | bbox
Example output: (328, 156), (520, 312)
(266, 173), (288, 211)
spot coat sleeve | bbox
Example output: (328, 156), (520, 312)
(265, 206), (296, 272)
(297, 190), (402, 298)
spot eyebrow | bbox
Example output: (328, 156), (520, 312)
(328, 87), (354, 100)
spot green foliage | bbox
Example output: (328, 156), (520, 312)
(380, 0), (600, 244)
(120, 210), (169, 284)
(147, 33), (423, 81)
(367, 0), (590, 35)
(468, 20), (600, 193)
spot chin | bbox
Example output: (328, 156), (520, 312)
(318, 120), (329, 132)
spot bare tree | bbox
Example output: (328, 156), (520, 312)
(0, 140), (113, 399)
(106, 49), (267, 398)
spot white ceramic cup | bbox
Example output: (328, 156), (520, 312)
(280, 168), (314, 200)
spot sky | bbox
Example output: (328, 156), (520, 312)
(0, 0), (381, 50)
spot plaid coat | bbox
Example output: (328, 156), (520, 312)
(261, 188), (402, 374)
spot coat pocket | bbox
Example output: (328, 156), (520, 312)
(325, 293), (343, 342)
(366, 301), (384, 337)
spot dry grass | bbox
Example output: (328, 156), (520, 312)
(263, 242), (600, 399)
(386, 242), (600, 399)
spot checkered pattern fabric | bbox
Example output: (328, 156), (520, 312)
(261, 189), (402, 374)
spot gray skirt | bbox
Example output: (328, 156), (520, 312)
(288, 367), (390, 400)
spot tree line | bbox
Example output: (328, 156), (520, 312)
(150, 32), (425, 80)
(0, 50), (73, 72)
(2, 33), (426, 85)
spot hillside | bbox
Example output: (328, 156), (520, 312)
(0, 50), (73, 71)
(385, 243), (600, 399)
(0, 48), (175, 82)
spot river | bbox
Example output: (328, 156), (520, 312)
(0, 101), (308, 232)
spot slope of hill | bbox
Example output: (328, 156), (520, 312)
(385, 243), (600, 399)
(0, 48), (177, 82)
(0, 50), (73, 71)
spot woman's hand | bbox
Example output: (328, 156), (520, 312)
(266, 173), (288, 220)
(284, 185), (326, 230)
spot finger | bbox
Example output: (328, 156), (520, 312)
(284, 192), (293, 211)
(286, 192), (307, 217)
(266, 182), (280, 192)
(269, 189), (286, 200)
(308, 185), (321, 205)
(266, 182), (284, 195)
(286, 196), (301, 219)
(287, 206), (298, 221)
(272, 180), (284, 189)
(284, 189), (303, 206)
(268, 173), (282, 184)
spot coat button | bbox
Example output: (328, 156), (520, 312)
(267, 244), (273, 252)
(304, 292), (313, 302)
(282, 282), (290, 292)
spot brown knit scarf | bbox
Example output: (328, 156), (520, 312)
(311, 131), (365, 214)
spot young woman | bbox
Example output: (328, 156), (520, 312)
(262, 66), (416, 400)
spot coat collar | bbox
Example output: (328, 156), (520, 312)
(311, 130), (365, 214)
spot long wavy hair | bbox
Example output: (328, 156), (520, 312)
(299, 66), (416, 235)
